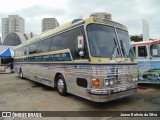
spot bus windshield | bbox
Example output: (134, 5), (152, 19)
(87, 24), (135, 58)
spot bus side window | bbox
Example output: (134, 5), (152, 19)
(37, 38), (51, 53)
(16, 48), (22, 57)
(15, 50), (18, 57)
(23, 46), (29, 56)
(51, 34), (67, 51)
(29, 43), (38, 54)
(50, 26), (89, 60)
(138, 46), (147, 57)
(16, 49), (19, 56)
(69, 27), (89, 60)
(150, 44), (160, 57)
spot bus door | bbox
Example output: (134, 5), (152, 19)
(67, 31), (90, 97)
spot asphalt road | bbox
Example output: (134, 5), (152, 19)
(0, 73), (160, 120)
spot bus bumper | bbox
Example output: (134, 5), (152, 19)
(86, 88), (137, 102)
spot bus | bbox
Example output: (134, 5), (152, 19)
(132, 40), (160, 84)
(14, 17), (137, 102)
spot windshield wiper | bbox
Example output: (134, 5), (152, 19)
(111, 38), (118, 59)
(120, 40), (135, 59)
(120, 40), (129, 57)
(111, 45), (118, 59)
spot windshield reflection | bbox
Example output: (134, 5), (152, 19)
(87, 24), (135, 58)
(116, 28), (135, 58)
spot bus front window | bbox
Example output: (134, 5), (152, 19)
(87, 24), (135, 58)
(116, 28), (135, 58)
(150, 44), (160, 57)
(87, 24), (120, 57)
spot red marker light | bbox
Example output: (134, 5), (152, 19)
(80, 39), (83, 45)
(92, 79), (100, 88)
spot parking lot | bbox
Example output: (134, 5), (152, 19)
(0, 73), (160, 120)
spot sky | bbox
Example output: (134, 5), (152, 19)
(0, 0), (160, 41)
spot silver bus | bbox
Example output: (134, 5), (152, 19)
(14, 17), (138, 102)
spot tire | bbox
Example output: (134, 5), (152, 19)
(56, 75), (67, 96)
(19, 69), (24, 79)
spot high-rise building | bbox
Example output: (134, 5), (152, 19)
(0, 37), (2, 45)
(142, 19), (149, 41)
(2, 15), (25, 42)
(42, 18), (59, 32)
(90, 12), (112, 21)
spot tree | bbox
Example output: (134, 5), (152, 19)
(130, 36), (143, 42)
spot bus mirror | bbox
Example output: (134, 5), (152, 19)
(77, 35), (84, 49)
(79, 51), (84, 57)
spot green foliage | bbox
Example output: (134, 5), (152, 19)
(130, 36), (143, 42)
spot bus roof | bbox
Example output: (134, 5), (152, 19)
(15, 17), (127, 49)
(132, 40), (160, 46)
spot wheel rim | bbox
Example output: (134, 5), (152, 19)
(57, 79), (64, 92)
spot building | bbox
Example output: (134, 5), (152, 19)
(90, 12), (112, 21)
(2, 15), (25, 42)
(3, 32), (28, 46)
(42, 18), (59, 32)
(2, 32), (37, 46)
(0, 37), (2, 45)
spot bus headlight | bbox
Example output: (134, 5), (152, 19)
(133, 78), (138, 82)
(105, 80), (110, 86)
(110, 80), (114, 85)
(104, 79), (114, 86)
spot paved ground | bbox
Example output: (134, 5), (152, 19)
(0, 73), (159, 120)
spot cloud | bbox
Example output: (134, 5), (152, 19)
(15, 5), (68, 34)
(0, 5), (68, 34)
(17, 5), (66, 18)
(0, 0), (160, 39)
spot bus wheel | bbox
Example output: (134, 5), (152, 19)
(56, 75), (67, 96)
(19, 69), (23, 79)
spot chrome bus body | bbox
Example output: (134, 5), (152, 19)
(14, 17), (138, 102)
(132, 40), (160, 84)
